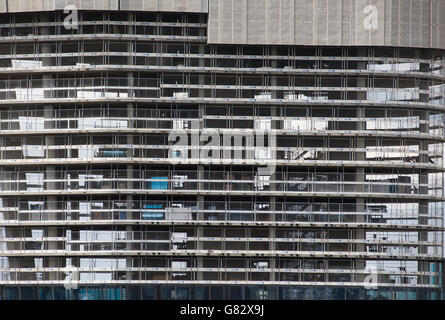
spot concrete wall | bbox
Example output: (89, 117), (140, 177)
(208, 0), (445, 50)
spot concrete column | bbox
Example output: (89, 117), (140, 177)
(195, 19), (207, 280)
(125, 33), (135, 279)
(29, 12), (61, 281)
(41, 13), (61, 276)
(418, 64), (430, 285)
(269, 47), (278, 221)
(45, 104), (60, 280)
(196, 105), (205, 280)
(354, 52), (368, 283)
(269, 227), (275, 280)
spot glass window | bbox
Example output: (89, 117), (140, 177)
(53, 287), (67, 300)
(4, 287), (19, 300)
(126, 286), (141, 300)
(161, 285), (175, 300)
(193, 286), (209, 300)
(230, 286), (243, 300)
(210, 286), (224, 300)
(141, 285), (156, 300)
(38, 287), (53, 300)
(20, 287), (37, 300)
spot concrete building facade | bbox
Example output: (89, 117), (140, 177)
(0, 0), (444, 300)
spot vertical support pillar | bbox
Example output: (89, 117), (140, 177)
(126, 22), (135, 280)
(354, 51), (368, 283)
(195, 14), (207, 281)
(418, 62), (430, 285)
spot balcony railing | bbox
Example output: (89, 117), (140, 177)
(0, 76), (441, 105)
(0, 198), (442, 226)
(0, 169), (436, 197)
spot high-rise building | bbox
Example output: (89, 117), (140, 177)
(0, 0), (444, 300)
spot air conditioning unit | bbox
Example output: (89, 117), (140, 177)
(254, 92), (271, 100)
(171, 232), (187, 243)
(255, 119), (271, 130)
(76, 63), (91, 68)
(172, 120), (184, 130)
(254, 261), (268, 269)
(172, 261), (187, 271)
(173, 92), (189, 99)
(284, 92), (298, 100)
